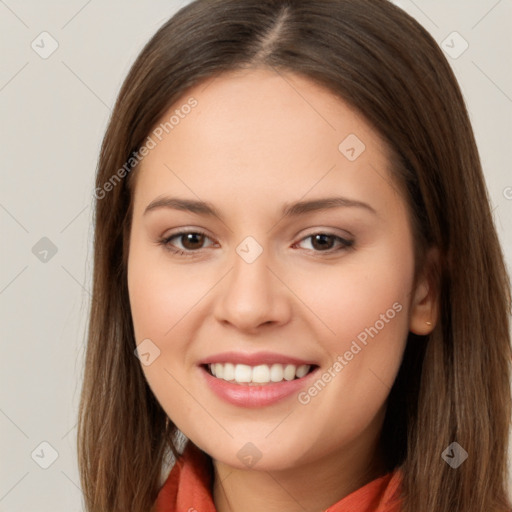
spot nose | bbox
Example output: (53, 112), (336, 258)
(213, 249), (292, 333)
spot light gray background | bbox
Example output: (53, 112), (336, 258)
(0, 0), (511, 510)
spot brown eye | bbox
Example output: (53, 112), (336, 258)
(180, 232), (206, 250)
(296, 233), (354, 253)
(310, 234), (336, 251)
(160, 230), (216, 254)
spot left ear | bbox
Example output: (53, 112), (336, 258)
(409, 247), (440, 335)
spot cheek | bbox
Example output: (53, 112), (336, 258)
(128, 245), (208, 342)
(297, 246), (413, 342)
(127, 246), (204, 425)
(291, 239), (414, 406)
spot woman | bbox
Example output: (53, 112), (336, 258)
(78, 1), (512, 511)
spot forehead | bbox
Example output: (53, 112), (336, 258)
(132, 67), (399, 214)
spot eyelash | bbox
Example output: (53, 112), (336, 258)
(158, 230), (354, 257)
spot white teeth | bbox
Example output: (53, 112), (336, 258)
(207, 363), (312, 384)
(234, 364), (252, 382)
(223, 362), (235, 381)
(296, 364), (310, 378)
(270, 364), (284, 382)
(252, 364), (270, 383)
(283, 364), (296, 381)
(214, 363), (223, 379)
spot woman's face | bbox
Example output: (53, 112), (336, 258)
(127, 68), (434, 472)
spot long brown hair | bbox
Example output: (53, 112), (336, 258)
(78, 1), (512, 510)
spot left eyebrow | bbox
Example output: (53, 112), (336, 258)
(281, 197), (377, 217)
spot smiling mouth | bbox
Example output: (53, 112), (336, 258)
(204, 362), (318, 386)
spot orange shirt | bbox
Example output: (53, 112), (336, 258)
(154, 442), (403, 512)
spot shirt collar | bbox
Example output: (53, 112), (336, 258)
(154, 442), (402, 512)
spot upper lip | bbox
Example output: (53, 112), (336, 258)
(198, 351), (317, 366)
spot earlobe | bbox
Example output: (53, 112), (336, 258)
(409, 248), (440, 335)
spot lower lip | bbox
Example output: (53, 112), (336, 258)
(200, 366), (318, 408)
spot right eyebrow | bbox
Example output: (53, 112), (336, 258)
(143, 197), (223, 219)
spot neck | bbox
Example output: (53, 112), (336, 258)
(212, 423), (387, 512)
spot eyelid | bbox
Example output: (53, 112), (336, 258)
(297, 226), (354, 240)
(174, 231), (215, 246)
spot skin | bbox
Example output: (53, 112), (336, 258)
(127, 68), (437, 512)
